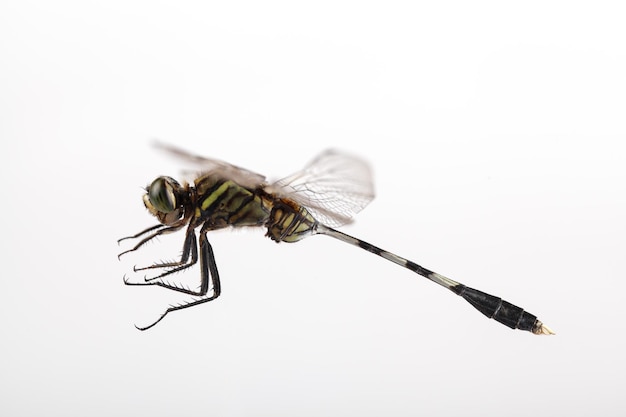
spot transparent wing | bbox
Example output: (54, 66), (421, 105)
(153, 141), (266, 189)
(268, 149), (375, 227)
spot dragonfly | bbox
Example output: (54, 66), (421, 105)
(119, 143), (554, 334)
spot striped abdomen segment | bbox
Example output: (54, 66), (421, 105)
(266, 199), (318, 243)
(316, 224), (552, 335)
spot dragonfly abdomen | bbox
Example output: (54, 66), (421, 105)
(265, 199), (318, 243)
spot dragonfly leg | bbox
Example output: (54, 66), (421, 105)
(134, 230), (198, 282)
(123, 229), (199, 292)
(129, 229), (222, 330)
(133, 227), (198, 280)
(117, 224), (164, 244)
(117, 223), (186, 259)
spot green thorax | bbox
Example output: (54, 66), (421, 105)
(193, 173), (319, 242)
(194, 174), (271, 229)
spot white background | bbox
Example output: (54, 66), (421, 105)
(1, 1), (624, 416)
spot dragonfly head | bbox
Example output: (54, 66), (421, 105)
(143, 176), (186, 225)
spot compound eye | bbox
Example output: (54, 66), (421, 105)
(147, 176), (179, 213)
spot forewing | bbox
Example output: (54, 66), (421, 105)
(268, 150), (375, 227)
(153, 141), (266, 189)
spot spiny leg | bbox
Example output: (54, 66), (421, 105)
(117, 223), (186, 259)
(316, 224), (554, 335)
(131, 230), (222, 331)
(118, 224), (164, 244)
(123, 222), (199, 290)
(124, 274), (203, 296)
(133, 227), (198, 281)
